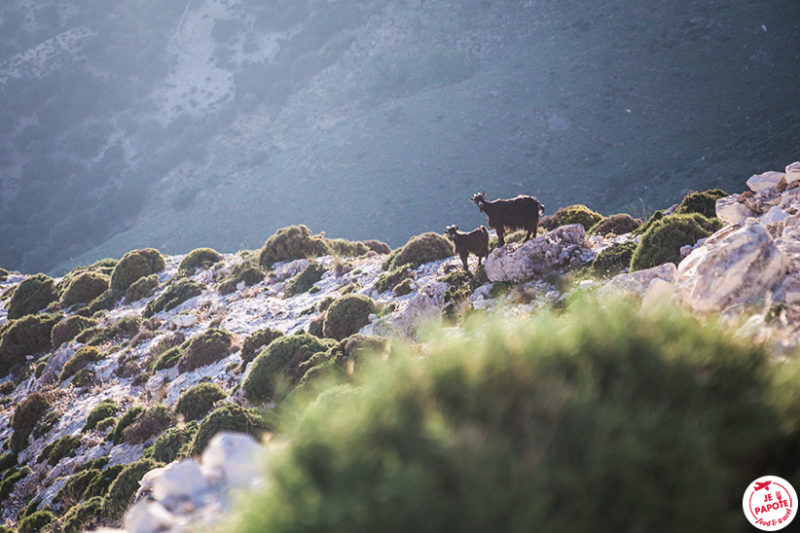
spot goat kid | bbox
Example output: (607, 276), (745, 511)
(445, 224), (489, 275)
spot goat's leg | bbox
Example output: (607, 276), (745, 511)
(460, 252), (469, 272)
(497, 228), (505, 247)
(524, 230), (532, 241)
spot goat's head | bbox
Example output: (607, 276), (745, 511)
(471, 191), (487, 212)
(445, 225), (459, 238)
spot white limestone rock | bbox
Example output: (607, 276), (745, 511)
(124, 501), (175, 533)
(151, 460), (210, 505)
(600, 263), (678, 297)
(201, 432), (264, 487)
(715, 194), (756, 225)
(785, 161), (800, 184)
(746, 170), (786, 194)
(761, 206), (789, 225)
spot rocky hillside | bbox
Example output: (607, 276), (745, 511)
(1, 160), (800, 532)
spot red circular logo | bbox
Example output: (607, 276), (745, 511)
(743, 476), (797, 531)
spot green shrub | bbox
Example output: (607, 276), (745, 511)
(108, 406), (145, 444)
(442, 269), (480, 317)
(225, 300), (800, 533)
(142, 421), (199, 463)
(674, 189), (727, 219)
(60, 346), (104, 383)
(144, 279), (204, 317)
(259, 225), (333, 268)
(32, 410), (58, 439)
(95, 416), (116, 432)
(18, 510), (54, 533)
(241, 328), (284, 367)
(284, 262), (326, 297)
(375, 263), (412, 293)
(0, 465), (30, 501)
(589, 213), (641, 236)
(542, 204), (604, 231)
(0, 452), (16, 474)
(151, 345), (184, 371)
(124, 273), (159, 302)
(176, 383), (227, 421)
(393, 278), (413, 296)
(218, 263), (264, 295)
(190, 403), (267, 456)
(243, 333), (335, 403)
(110, 249), (166, 292)
(72, 368), (95, 387)
(323, 294), (377, 340)
(83, 400), (118, 432)
(361, 239), (391, 254)
(38, 435), (81, 466)
(591, 241), (637, 277)
(89, 258), (118, 276)
(382, 233), (453, 271)
(308, 314), (326, 338)
(85, 289), (117, 314)
(179, 247), (223, 272)
(15, 497), (41, 522)
(56, 468), (101, 507)
(59, 271), (110, 308)
(327, 239), (369, 257)
(298, 334), (388, 386)
(123, 405), (173, 444)
(51, 315), (98, 348)
(0, 312), (62, 376)
(10, 392), (51, 452)
(0, 267), (8, 281)
(632, 210), (664, 236)
(7, 274), (59, 319)
(630, 213), (723, 271)
(60, 495), (104, 533)
(85, 464), (125, 499)
(103, 458), (163, 521)
(177, 329), (233, 373)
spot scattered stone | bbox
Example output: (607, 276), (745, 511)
(746, 170), (785, 194)
(601, 263), (677, 298)
(716, 194), (756, 224)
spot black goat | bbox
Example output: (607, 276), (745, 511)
(445, 225), (489, 274)
(470, 192), (545, 246)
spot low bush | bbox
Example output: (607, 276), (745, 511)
(51, 315), (98, 348)
(218, 263), (264, 295)
(151, 345), (183, 371)
(0, 466), (30, 502)
(108, 406), (145, 445)
(123, 405), (173, 444)
(83, 400), (118, 432)
(308, 314), (325, 338)
(674, 188), (727, 219)
(72, 368), (95, 387)
(243, 333), (335, 403)
(190, 403), (267, 456)
(630, 213), (723, 271)
(85, 464), (125, 499)
(15, 497), (41, 522)
(144, 278), (204, 317)
(541, 204), (604, 231)
(110, 249), (166, 292)
(632, 210), (664, 236)
(59, 271), (110, 308)
(374, 263), (412, 293)
(259, 225), (333, 268)
(382, 233), (453, 271)
(0, 452), (16, 474)
(177, 329), (233, 373)
(89, 258), (118, 276)
(298, 334), (388, 386)
(327, 238), (369, 257)
(589, 213), (641, 236)
(142, 421), (199, 463)
(124, 273), (159, 302)
(103, 458), (163, 521)
(85, 289), (117, 314)
(10, 392), (51, 452)
(393, 278), (413, 296)
(224, 300), (800, 533)
(322, 294), (377, 340)
(0, 312), (62, 376)
(284, 262), (326, 297)
(179, 247), (223, 272)
(0, 267), (8, 281)
(56, 468), (101, 507)
(38, 435), (81, 466)
(17, 509), (53, 533)
(241, 328), (283, 367)
(32, 410), (58, 439)
(442, 269), (480, 318)
(7, 274), (59, 319)
(176, 383), (227, 421)
(59, 495), (104, 533)
(361, 240), (391, 254)
(60, 346), (104, 383)
(591, 241), (637, 277)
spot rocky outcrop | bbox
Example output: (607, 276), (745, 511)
(600, 262), (677, 298)
(484, 224), (593, 282)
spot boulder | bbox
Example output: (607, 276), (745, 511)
(201, 432), (263, 487)
(786, 161), (800, 184)
(676, 219), (788, 313)
(641, 278), (675, 311)
(150, 459), (209, 504)
(484, 224), (590, 282)
(600, 263), (678, 297)
(746, 170), (785, 194)
(124, 501), (174, 533)
(761, 205), (789, 225)
(715, 194), (755, 225)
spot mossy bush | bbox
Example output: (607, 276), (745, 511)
(243, 333), (335, 403)
(17, 509), (53, 533)
(393, 278), (413, 296)
(59, 495), (104, 533)
(674, 188), (727, 219)
(85, 289), (117, 315)
(374, 263), (412, 293)
(32, 410), (59, 439)
(144, 278), (204, 317)
(382, 232), (453, 271)
(0, 452), (16, 474)
(361, 239), (391, 254)
(108, 406), (145, 444)
(38, 435), (81, 466)
(322, 294), (377, 340)
(442, 269), (480, 318)
(179, 247), (223, 272)
(241, 328), (284, 367)
(7, 274), (59, 319)
(110, 248), (166, 292)
(542, 204), (604, 231)
(123, 405), (173, 444)
(56, 468), (101, 507)
(16, 497), (42, 522)
(0, 312), (62, 376)
(10, 392), (51, 452)
(308, 314), (326, 338)
(298, 334), (388, 387)
(177, 329), (233, 373)
(51, 315), (98, 348)
(103, 458), (163, 521)
(0, 267), (8, 281)
(632, 210), (664, 236)
(190, 403), (267, 456)
(630, 213), (723, 271)
(225, 300), (800, 533)
(284, 261), (326, 297)
(60, 346), (104, 383)
(592, 241), (637, 277)
(176, 383), (227, 421)
(151, 345), (184, 371)
(0, 465), (30, 502)
(59, 271), (110, 308)
(589, 213), (641, 236)
(259, 225), (333, 268)
(124, 273), (159, 302)
(89, 258), (118, 276)
(83, 400), (118, 432)
(72, 368), (95, 387)
(328, 239), (370, 257)
(218, 262), (264, 295)
(142, 421), (199, 463)
(85, 464), (125, 499)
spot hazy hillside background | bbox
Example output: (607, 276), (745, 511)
(0, 0), (798, 275)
